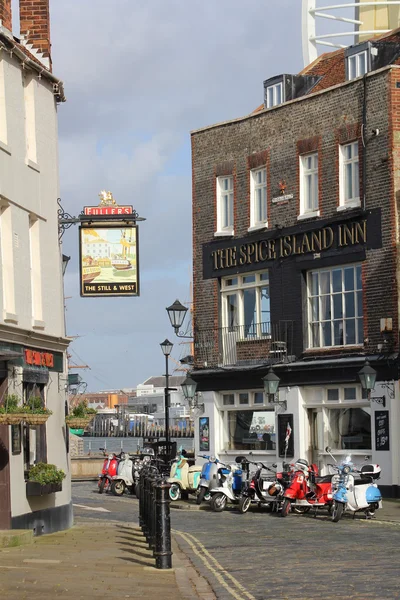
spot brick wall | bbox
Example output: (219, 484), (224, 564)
(0, 0), (11, 31)
(192, 68), (398, 367)
(20, 0), (52, 70)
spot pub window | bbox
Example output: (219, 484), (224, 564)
(265, 82), (283, 108)
(299, 152), (319, 218)
(325, 407), (371, 450)
(221, 270), (270, 339)
(216, 175), (234, 235)
(250, 167), (267, 229)
(227, 409), (276, 451)
(339, 141), (360, 209)
(347, 50), (368, 81)
(22, 383), (47, 469)
(307, 264), (363, 349)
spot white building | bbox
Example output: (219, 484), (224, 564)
(0, 0), (71, 533)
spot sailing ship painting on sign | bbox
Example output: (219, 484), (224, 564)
(79, 225), (139, 297)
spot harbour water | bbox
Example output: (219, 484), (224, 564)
(83, 436), (194, 454)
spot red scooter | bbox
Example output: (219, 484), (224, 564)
(281, 458), (333, 517)
(98, 450), (123, 494)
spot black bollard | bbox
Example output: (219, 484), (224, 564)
(154, 479), (172, 569)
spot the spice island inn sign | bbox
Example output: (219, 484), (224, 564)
(202, 209), (382, 279)
(79, 191), (140, 298)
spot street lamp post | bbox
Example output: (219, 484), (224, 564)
(160, 339), (173, 448)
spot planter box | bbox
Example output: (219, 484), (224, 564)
(26, 481), (62, 496)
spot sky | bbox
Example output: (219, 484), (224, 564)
(36, 0), (356, 392)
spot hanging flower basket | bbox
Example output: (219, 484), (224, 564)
(23, 412), (51, 426)
(65, 415), (94, 429)
(0, 413), (24, 425)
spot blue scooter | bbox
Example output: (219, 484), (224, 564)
(326, 447), (382, 522)
(196, 455), (231, 504)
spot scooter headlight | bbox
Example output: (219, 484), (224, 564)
(343, 465), (351, 474)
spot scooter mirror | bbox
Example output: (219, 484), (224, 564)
(364, 455), (370, 461)
(235, 456), (247, 463)
(325, 446), (331, 453)
(271, 463), (277, 468)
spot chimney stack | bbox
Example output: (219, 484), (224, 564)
(19, 0), (52, 71)
(0, 0), (12, 33)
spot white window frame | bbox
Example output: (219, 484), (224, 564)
(347, 50), (368, 81)
(249, 167), (268, 231)
(216, 175), (234, 236)
(266, 82), (283, 108)
(219, 390), (276, 453)
(299, 152), (319, 219)
(338, 141), (360, 210)
(307, 263), (363, 349)
(221, 270), (270, 339)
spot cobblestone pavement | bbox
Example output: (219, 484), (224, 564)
(73, 482), (400, 600)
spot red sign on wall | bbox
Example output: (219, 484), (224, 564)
(24, 349), (54, 368)
(83, 206), (133, 216)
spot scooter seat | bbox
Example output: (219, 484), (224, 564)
(314, 475), (332, 484)
(188, 466), (202, 473)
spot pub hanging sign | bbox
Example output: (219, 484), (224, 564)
(79, 191), (140, 297)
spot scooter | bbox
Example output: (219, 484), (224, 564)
(168, 450), (203, 501)
(98, 449), (123, 494)
(238, 459), (292, 514)
(281, 458), (333, 517)
(196, 455), (230, 504)
(326, 447), (382, 522)
(209, 459), (245, 512)
(111, 453), (137, 496)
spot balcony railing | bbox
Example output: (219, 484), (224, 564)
(194, 321), (295, 369)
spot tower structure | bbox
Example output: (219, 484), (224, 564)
(302, 0), (400, 65)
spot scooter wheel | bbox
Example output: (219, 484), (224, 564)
(238, 496), (251, 514)
(293, 506), (311, 514)
(169, 484), (181, 501)
(281, 499), (291, 518)
(111, 480), (125, 496)
(210, 493), (227, 512)
(331, 501), (344, 522)
(98, 478), (106, 494)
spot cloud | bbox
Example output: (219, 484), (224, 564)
(52, 0), (303, 390)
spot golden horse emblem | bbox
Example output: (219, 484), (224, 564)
(98, 190), (117, 206)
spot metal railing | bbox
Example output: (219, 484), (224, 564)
(194, 320), (294, 368)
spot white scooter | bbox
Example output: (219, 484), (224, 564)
(209, 462), (244, 512)
(326, 447), (382, 521)
(111, 453), (137, 496)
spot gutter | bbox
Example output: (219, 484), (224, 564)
(0, 28), (66, 102)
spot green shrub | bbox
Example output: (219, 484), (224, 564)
(70, 400), (96, 417)
(28, 463), (66, 485)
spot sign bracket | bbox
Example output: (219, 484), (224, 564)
(58, 197), (146, 241)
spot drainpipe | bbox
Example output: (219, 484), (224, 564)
(362, 74), (367, 212)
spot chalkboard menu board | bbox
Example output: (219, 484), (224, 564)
(278, 414), (294, 458)
(375, 410), (390, 451)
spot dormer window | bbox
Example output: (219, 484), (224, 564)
(266, 82), (283, 108)
(346, 43), (371, 81)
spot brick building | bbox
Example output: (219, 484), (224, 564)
(191, 29), (400, 497)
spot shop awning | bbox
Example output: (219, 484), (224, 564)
(0, 349), (23, 360)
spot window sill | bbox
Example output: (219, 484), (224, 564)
(337, 201), (361, 212)
(297, 210), (320, 221)
(3, 311), (18, 325)
(32, 319), (45, 330)
(248, 223), (268, 233)
(304, 345), (363, 353)
(214, 230), (234, 237)
(220, 450), (277, 455)
(0, 140), (11, 156)
(26, 159), (40, 173)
